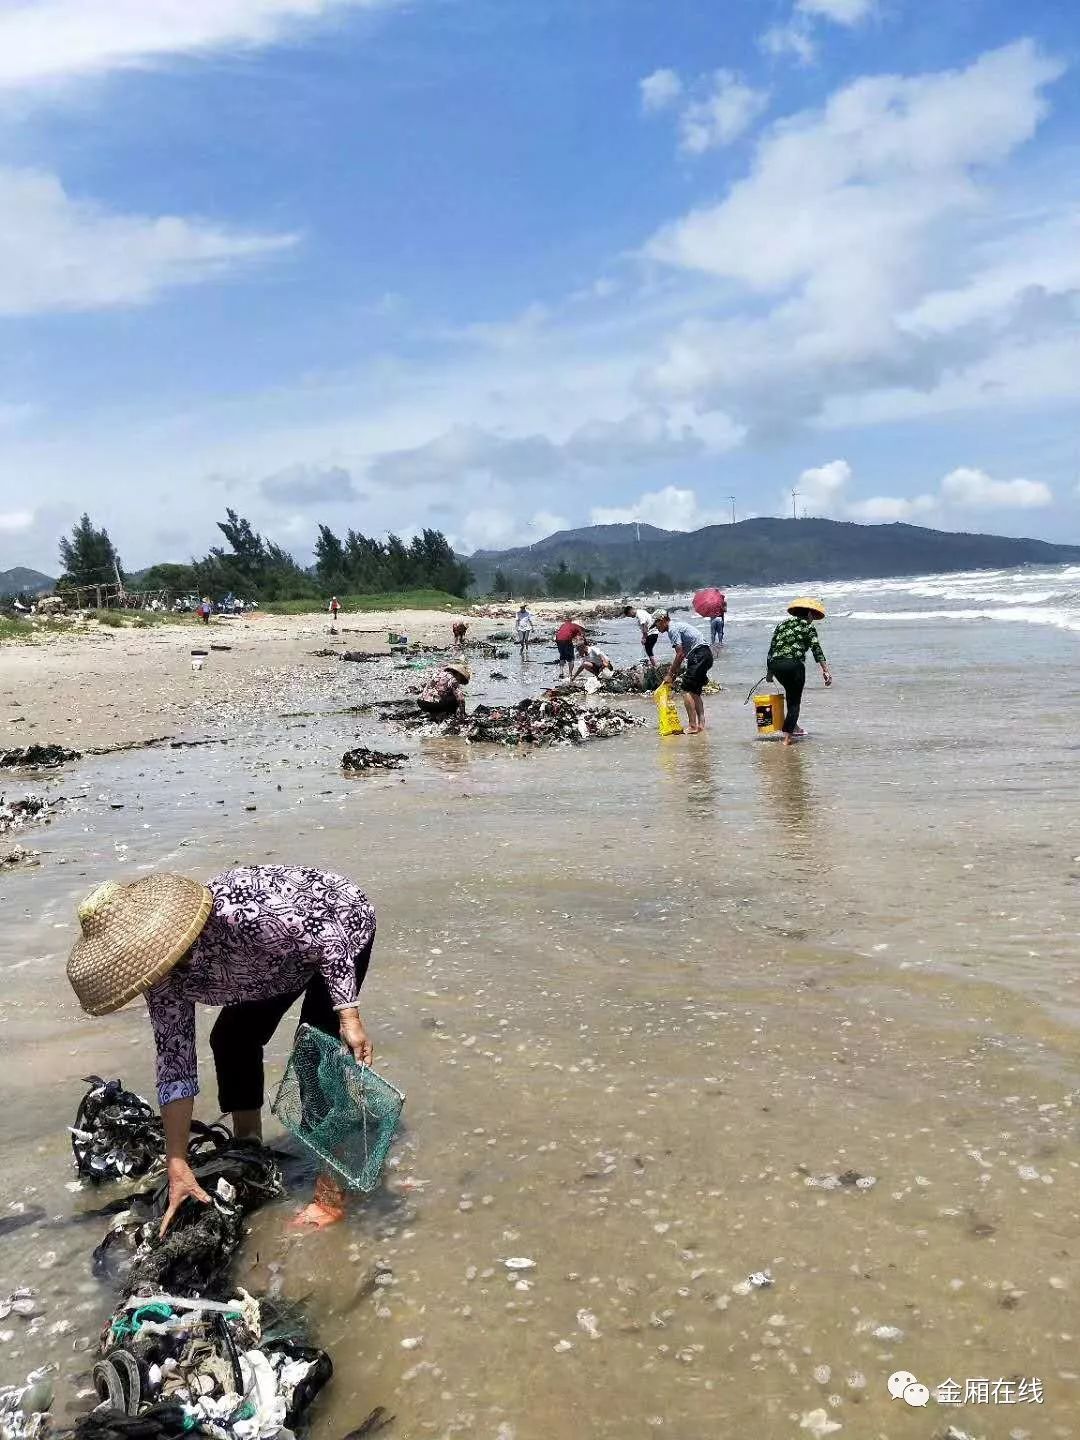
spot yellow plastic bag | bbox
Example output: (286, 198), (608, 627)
(653, 682), (684, 737)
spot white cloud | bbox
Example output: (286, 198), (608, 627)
(367, 425), (563, 490)
(640, 68), (682, 114)
(940, 466), (1052, 510)
(590, 485), (726, 531)
(642, 67), (767, 153)
(760, 21), (816, 66)
(846, 494), (936, 522)
(679, 71), (769, 153)
(0, 509), (35, 534)
(642, 42), (1066, 438)
(0, 166), (296, 315)
(456, 508), (568, 554)
(649, 43), (1061, 290)
(797, 0), (875, 23)
(0, 0), (394, 90)
(564, 409), (704, 466)
(796, 459), (852, 513)
(366, 409), (718, 492)
(790, 458), (1052, 522)
(260, 464), (358, 505)
(762, 0), (874, 68)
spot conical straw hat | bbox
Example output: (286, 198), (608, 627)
(67, 874), (213, 1015)
(446, 661), (471, 681)
(787, 596), (826, 619)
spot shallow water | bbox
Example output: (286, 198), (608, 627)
(2, 565), (1080, 1439)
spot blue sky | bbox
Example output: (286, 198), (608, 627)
(0, 0), (1078, 572)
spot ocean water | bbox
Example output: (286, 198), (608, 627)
(2, 563), (1079, 1439)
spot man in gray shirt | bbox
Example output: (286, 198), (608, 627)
(653, 610), (713, 733)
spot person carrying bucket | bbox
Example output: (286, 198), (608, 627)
(653, 609), (713, 733)
(766, 597), (832, 745)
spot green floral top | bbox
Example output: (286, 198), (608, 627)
(768, 616), (826, 668)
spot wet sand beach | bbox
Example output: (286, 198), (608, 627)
(2, 568), (1079, 1440)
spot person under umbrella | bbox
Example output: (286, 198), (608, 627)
(766, 596), (833, 745)
(67, 866), (377, 1232)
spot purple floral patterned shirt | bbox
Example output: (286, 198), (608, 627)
(146, 865), (376, 1107)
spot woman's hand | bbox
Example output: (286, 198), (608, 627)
(822, 666), (833, 687)
(160, 1156), (211, 1236)
(340, 1008), (373, 1067)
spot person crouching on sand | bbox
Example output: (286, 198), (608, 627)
(570, 636), (614, 685)
(417, 659), (470, 717)
(67, 865), (376, 1232)
(766, 596), (832, 745)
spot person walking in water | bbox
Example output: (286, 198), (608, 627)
(554, 617), (585, 679)
(653, 610), (713, 734)
(767, 597), (832, 745)
(66, 866), (377, 1232)
(515, 603), (535, 657)
(710, 591), (727, 650)
(624, 604), (659, 664)
(328, 595), (341, 623)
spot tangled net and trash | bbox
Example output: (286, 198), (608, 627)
(341, 748), (408, 773)
(0, 745), (80, 770)
(41, 1080), (344, 1440)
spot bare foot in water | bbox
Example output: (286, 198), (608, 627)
(686, 725), (701, 734)
(290, 1200), (345, 1229)
(290, 1174), (346, 1229)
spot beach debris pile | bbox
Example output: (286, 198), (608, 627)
(413, 696), (643, 746)
(0, 794), (54, 836)
(342, 747), (409, 773)
(0, 744), (80, 770)
(1, 843), (40, 869)
(341, 651), (381, 664)
(59, 1079), (337, 1440)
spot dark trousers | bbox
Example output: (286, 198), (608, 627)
(769, 657), (806, 734)
(209, 939), (373, 1114)
(643, 632), (658, 659)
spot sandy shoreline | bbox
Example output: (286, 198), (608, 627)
(2, 591), (1079, 1435)
(0, 602), (609, 752)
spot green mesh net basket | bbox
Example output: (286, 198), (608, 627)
(271, 1023), (405, 1192)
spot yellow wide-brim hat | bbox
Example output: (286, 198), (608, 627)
(787, 596), (826, 619)
(67, 874), (213, 1015)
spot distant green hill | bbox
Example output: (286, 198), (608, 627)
(0, 566), (55, 596)
(465, 518), (1080, 594)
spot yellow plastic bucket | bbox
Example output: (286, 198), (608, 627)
(753, 691), (785, 737)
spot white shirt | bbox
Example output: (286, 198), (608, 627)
(634, 608), (657, 633)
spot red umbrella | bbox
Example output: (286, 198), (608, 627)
(693, 588), (726, 618)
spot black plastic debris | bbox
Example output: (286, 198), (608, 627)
(342, 748), (408, 773)
(71, 1078), (233, 1183)
(341, 651), (381, 663)
(0, 744), (80, 769)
